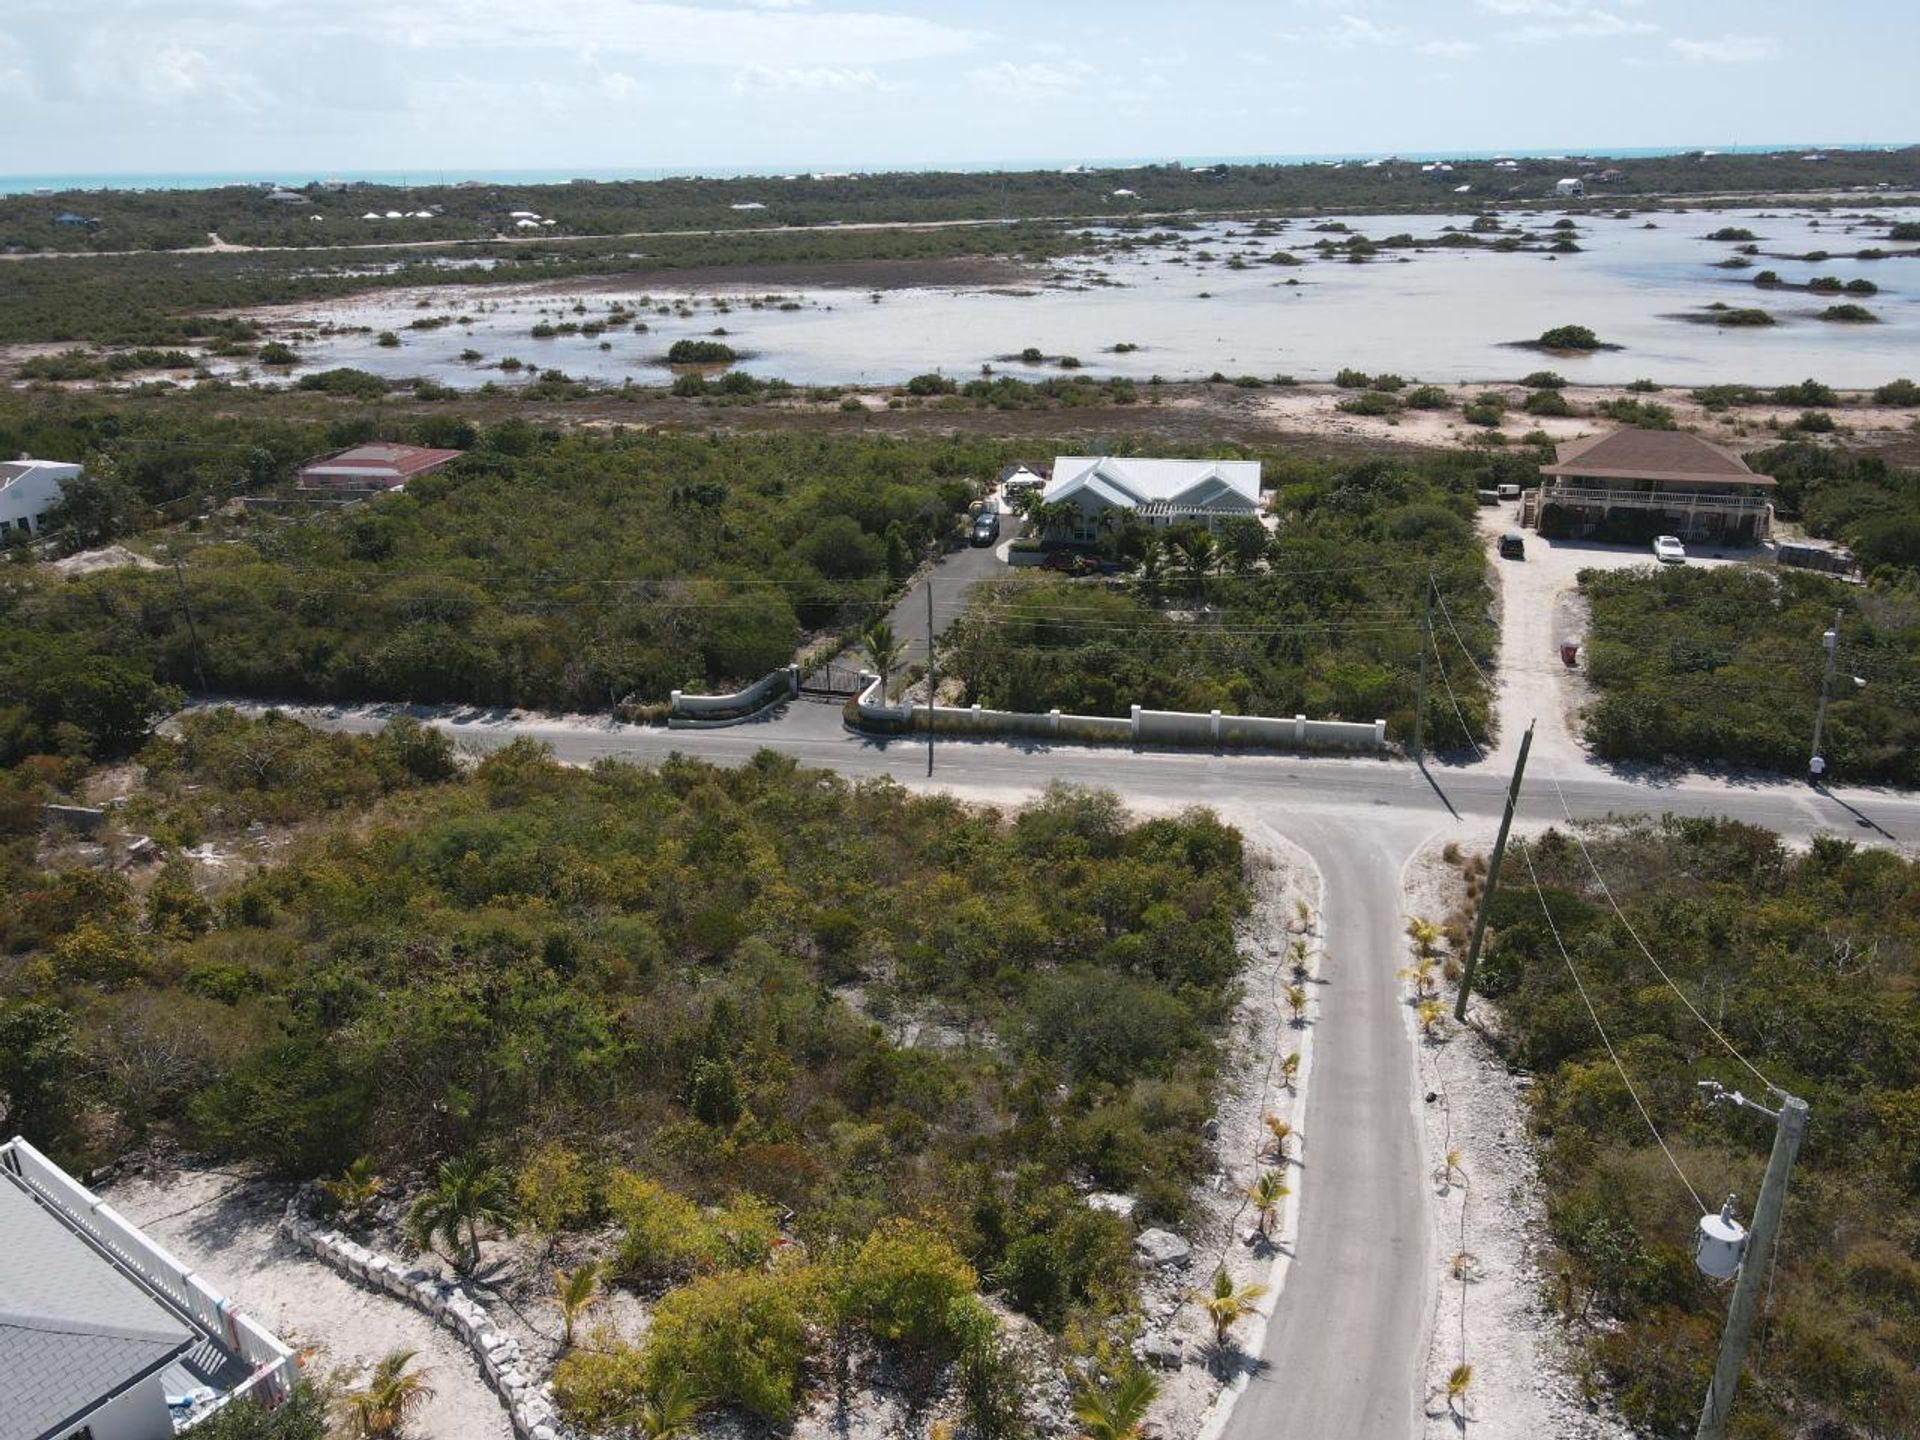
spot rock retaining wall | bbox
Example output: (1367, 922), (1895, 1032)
(281, 1189), (560, 1440)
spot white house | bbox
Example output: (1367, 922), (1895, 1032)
(2, 1135), (299, 1440)
(0, 457), (80, 540)
(1042, 455), (1263, 541)
(1554, 177), (1585, 197)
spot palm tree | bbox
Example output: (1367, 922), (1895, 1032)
(1407, 916), (1443, 958)
(1446, 1362), (1474, 1417)
(341, 1349), (435, 1439)
(1261, 1113), (1293, 1161)
(550, 1261), (601, 1347)
(632, 1374), (705, 1439)
(1279, 1051), (1302, 1092)
(1242, 1170), (1290, 1237)
(1417, 998), (1448, 1038)
(1170, 528), (1218, 598)
(1198, 1267), (1268, 1348)
(1070, 1364), (1159, 1440)
(861, 620), (906, 701)
(406, 1154), (513, 1273)
(321, 1154), (384, 1226)
(1283, 983), (1309, 1026)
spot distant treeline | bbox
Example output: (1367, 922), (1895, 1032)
(7, 149), (1919, 254)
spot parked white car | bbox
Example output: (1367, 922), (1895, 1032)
(1653, 535), (1688, 564)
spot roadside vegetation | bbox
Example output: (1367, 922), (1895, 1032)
(4, 426), (1002, 711)
(949, 450), (1505, 743)
(1473, 817), (1920, 1439)
(1579, 443), (1920, 782)
(0, 721), (1251, 1423)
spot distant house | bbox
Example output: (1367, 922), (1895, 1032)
(264, 188), (308, 205)
(1527, 430), (1776, 543)
(296, 442), (464, 494)
(1041, 455), (1263, 540)
(1553, 177), (1585, 197)
(0, 456), (81, 539)
(53, 212), (100, 228)
(1000, 463), (1047, 502)
(2, 1135), (299, 1439)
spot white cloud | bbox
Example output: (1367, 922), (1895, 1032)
(968, 59), (1095, 95)
(1669, 33), (1779, 64)
(731, 63), (883, 93)
(369, 0), (977, 67)
(1503, 8), (1659, 42)
(1323, 14), (1401, 48)
(1419, 39), (1481, 59)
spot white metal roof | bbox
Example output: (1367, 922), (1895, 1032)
(1045, 455), (1262, 512)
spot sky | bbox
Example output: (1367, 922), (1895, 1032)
(4, 0), (1915, 178)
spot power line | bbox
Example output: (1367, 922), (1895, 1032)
(1544, 773), (1780, 1096)
(1513, 833), (1710, 1217)
(1429, 625), (1487, 760)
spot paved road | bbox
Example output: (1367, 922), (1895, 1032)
(878, 508), (1021, 672)
(239, 697), (1917, 1439)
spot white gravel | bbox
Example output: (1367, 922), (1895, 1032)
(103, 1161), (515, 1440)
(1402, 837), (1634, 1440)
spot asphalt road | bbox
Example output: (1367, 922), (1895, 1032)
(238, 696), (1919, 1439)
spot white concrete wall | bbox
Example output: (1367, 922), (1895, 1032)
(0, 461), (79, 535)
(669, 666), (799, 725)
(70, 1377), (175, 1440)
(851, 675), (1382, 751)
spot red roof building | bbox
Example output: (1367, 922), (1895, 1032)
(296, 443), (463, 493)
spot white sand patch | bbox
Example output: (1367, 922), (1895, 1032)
(1401, 837), (1634, 1440)
(103, 1162), (514, 1440)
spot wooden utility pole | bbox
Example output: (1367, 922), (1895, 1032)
(1454, 719), (1534, 1022)
(926, 578), (936, 777)
(171, 553), (210, 695)
(1696, 1088), (1809, 1440)
(1412, 570), (1433, 763)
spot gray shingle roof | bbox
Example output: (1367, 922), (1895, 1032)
(0, 1171), (192, 1440)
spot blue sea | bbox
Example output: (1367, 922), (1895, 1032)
(1, 143), (1910, 196)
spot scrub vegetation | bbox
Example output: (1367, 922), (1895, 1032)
(1476, 817), (1920, 1440)
(0, 727), (1251, 1422)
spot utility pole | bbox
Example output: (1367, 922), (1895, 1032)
(1412, 570), (1433, 763)
(1808, 606), (1842, 784)
(925, 578), (936, 777)
(1696, 1085), (1810, 1440)
(170, 553), (210, 696)
(1454, 719), (1534, 1022)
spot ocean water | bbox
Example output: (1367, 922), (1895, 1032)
(214, 206), (1920, 390)
(1, 144), (1910, 196)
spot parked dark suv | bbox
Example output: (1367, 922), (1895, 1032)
(1498, 532), (1526, 560)
(970, 511), (1001, 546)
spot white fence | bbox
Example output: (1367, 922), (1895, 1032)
(852, 674), (1385, 751)
(1, 1136), (299, 1415)
(669, 666), (800, 727)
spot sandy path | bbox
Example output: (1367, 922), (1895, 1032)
(104, 1164), (514, 1440)
(1472, 506), (1741, 777)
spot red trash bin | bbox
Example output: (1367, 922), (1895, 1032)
(1560, 642), (1579, 667)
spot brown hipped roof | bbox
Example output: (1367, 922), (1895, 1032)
(1539, 429), (1776, 488)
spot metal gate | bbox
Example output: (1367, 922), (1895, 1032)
(800, 663), (865, 697)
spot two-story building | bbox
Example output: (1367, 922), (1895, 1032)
(1525, 430), (1776, 544)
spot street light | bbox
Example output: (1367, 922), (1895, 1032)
(1807, 608), (1841, 784)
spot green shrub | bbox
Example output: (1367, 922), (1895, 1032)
(1706, 227), (1757, 241)
(1873, 378), (1920, 405)
(641, 1264), (823, 1420)
(1819, 304), (1876, 323)
(1791, 410), (1837, 434)
(1714, 308), (1776, 327)
(1333, 367), (1371, 388)
(553, 1342), (650, 1431)
(667, 338), (737, 363)
(1537, 325), (1601, 350)
(1337, 389), (1401, 416)
(840, 1218), (979, 1356)
(1369, 373), (1405, 392)
(1524, 389), (1574, 417)
(906, 372), (957, 396)
(1462, 394), (1507, 428)
(255, 341), (298, 366)
(1773, 379), (1837, 407)
(1752, 270), (1781, 286)
(1520, 370), (1567, 389)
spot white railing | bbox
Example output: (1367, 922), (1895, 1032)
(1, 1137), (299, 1415)
(1539, 484), (1773, 514)
(852, 673), (1385, 750)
